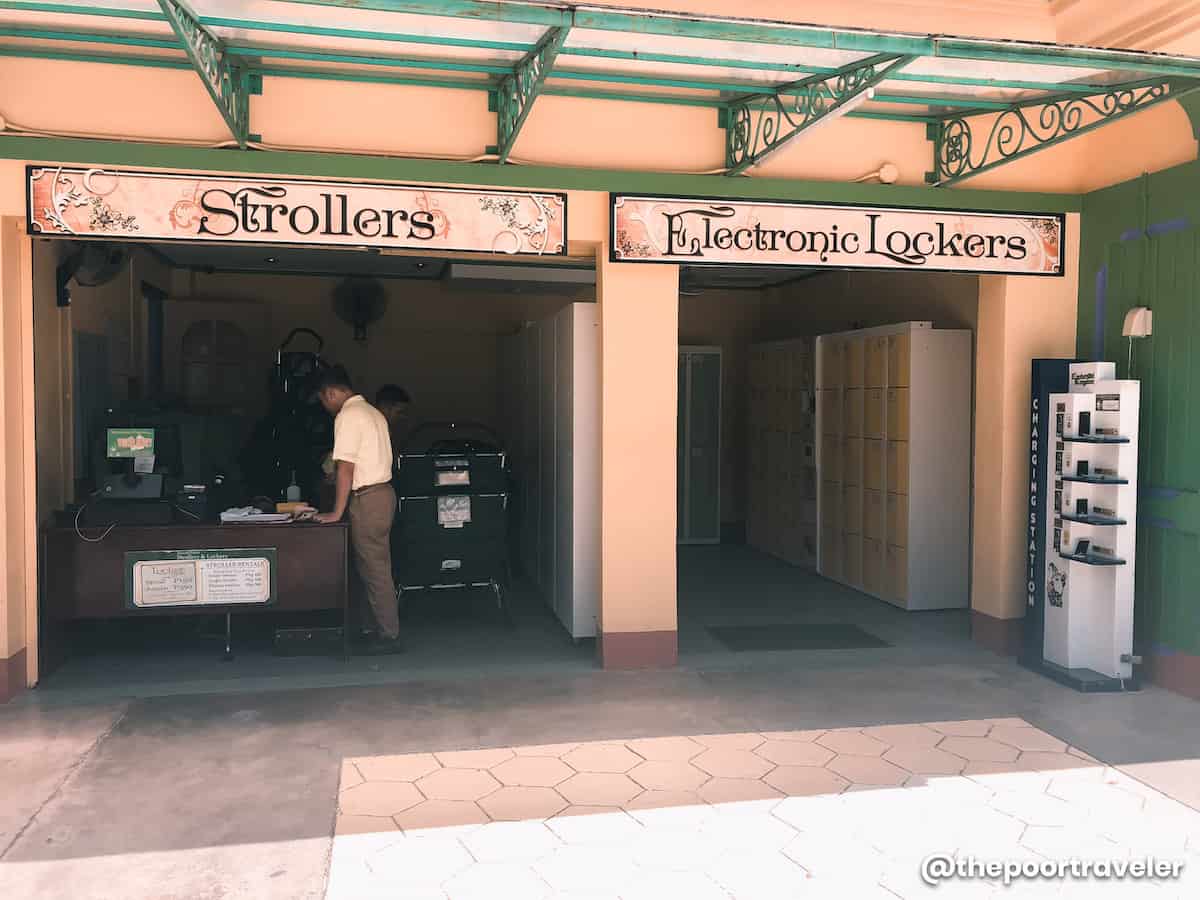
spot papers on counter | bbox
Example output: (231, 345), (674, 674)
(219, 507), (293, 525)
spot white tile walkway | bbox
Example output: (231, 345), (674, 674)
(327, 718), (1200, 899)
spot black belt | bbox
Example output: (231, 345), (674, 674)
(351, 482), (392, 498)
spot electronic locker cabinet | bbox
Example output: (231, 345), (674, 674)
(816, 322), (971, 610)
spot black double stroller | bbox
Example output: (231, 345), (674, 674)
(390, 422), (511, 619)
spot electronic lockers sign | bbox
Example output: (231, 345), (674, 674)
(612, 195), (1065, 275)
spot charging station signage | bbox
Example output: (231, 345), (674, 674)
(28, 166), (567, 257)
(612, 194), (1064, 275)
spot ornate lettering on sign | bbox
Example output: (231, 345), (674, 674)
(612, 195), (1064, 276)
(27, 167), (567, 256)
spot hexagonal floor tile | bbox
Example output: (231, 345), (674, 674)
(623, 790), (715, 828)
(353, 753), (440, 783)
(628, 760), (708, 792)
(625, 736), (704, 761)
(759, 730), (826, 743)
(826, 755), (908, 787)
(763, 766), (850, 797)
(989, 725), (1069, 753)
(442, 862), (550, 900)
(860, 724), (942, 748)
(433, 748), (514, 769)
(369, 836), (475, 891)
(535, 845), (640, 895)
(621, 870), (730, 900)
(693, 733), (766, 751)
(561, 742), (642, 774)
(340, 761), (365, 790)
(697, 777), (783, 806)
(756, 740), (835, 767)
(706, 847), (810, 897)
(416, 768), (502, 802)
(937, 737), (1019, 763)
(882, 746), (967, 776)
(546, 808), (644, 846)
(478, 786), (569, 821)
(491, 756), (575, 788)
(1047, 781), (1146, 819)
(462, 820), (562, 862)
(557, 772), (642, 806)
(512, 743), (579, 758)
(1017, 751), (1098, 773)
(926, 720), (992, 737)
(693, 748), (774, 779)
(340, 781), (425, 817)
(816, 730), (890, 757)
(393, 799), (490, 832)
(335, 813), (399, 836)
(991, 789), (1087, 827)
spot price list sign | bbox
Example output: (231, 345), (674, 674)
(126, 549), (276, 608)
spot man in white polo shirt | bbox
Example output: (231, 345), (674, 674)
(313, 366), (401, 653)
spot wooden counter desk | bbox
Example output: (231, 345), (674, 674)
(41, 520), (350, 661)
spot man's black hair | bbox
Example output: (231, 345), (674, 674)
(313, 364), (353, 393)
(376, 384), (411, 406)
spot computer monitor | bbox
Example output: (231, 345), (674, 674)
(106, 427), (156, 459)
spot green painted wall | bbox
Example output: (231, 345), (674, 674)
(1079, 157), (1200, 661)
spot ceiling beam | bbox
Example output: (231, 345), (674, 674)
(155, 0), (256, 147)
(926, 78), (1200, 186)
(491, 26), (570, 162)
(723, 54), (915, 175)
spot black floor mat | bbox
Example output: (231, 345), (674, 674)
(707, 623), (891, 652)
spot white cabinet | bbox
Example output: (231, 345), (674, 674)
(504, 304), (600, 638)
(816, 322), (971, 610)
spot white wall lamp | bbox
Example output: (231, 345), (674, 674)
(1121, 306), (1153, 378)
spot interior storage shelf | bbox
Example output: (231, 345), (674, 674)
(1059, 552), (1127, 566)
(1061, 474), (1129, 485)
(1062, 435), (1130, 444)
(1060, 512), (1126, 526)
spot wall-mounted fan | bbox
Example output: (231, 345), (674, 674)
(332, 277), (388, 342)
(56, 242), (129, 306)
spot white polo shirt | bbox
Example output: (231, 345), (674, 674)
(332, 395), (394, 491)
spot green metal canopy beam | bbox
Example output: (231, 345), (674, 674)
(155, 0), (255, 147)
(926, 78), (1200, 186)
(723, 54), (914, 176)
(9, 2), (1200, 95)
(492, 26), (570, 162)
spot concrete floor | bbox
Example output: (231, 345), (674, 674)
(3, 547), (1199, 898)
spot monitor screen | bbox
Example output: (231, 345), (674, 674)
(106, 427), (156, 459)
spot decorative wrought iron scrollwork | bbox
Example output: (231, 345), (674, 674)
(496, 26), (569, 163)
(157, 0), (250, 147)
(724, 54), (913, 176)
(929, 81), (1174, 186)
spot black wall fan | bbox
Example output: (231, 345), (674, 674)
(332, 277), (388, 342)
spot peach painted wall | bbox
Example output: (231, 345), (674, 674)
(598, 248), (680, 636)
(0, 217), (36, 676)
(971, 212), (1081, 621)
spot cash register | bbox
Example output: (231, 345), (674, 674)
(82, 425), (177, 526)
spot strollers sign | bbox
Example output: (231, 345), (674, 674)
(611, 194), (1064, 275)
(27, 166), (567, 256)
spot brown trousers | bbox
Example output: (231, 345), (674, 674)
(348, 483), (399, 640)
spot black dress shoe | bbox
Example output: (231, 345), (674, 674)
(358, 636), (404, 656)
